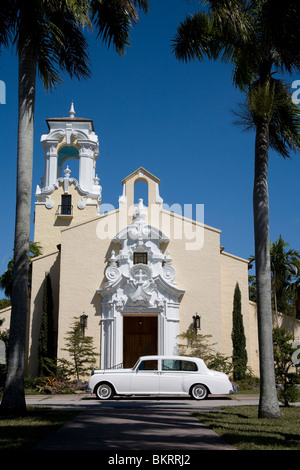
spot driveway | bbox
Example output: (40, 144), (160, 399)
(29, 394), (259, 451)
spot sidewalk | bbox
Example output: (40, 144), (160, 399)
(30, 394), (238, 451)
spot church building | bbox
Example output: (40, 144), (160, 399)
(24, 105), (277, 377)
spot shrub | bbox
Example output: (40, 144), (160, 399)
(36, 376), (84, 394)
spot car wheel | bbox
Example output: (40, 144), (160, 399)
(191, 384), (208, 400)
(95, 383), (114, 400)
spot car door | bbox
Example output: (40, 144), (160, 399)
(130, 359), (160, 393)
(159, 359), (184, 394)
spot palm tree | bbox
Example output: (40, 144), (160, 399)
(0, 242), (42, 300)
(172, 0), (300, 418)
(0, 0), (91, 417)
(270, 235), (300, 320)
(90, 0), (149, 55)
(0, 0), (149, 416)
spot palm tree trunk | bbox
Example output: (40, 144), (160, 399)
(253, 121), (281, 419)
(0, 49), (36, 416)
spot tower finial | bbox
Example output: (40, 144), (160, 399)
(69, 101), (75, 119)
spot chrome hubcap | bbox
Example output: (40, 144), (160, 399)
(99, 386), (110, 398)
(193, 386), (206, 398)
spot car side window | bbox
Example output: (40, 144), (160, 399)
(162, 359), (181, 371)
(137, 360), (158, 371)
(161, 359), (198, 371)
(182, 360), (198, 371)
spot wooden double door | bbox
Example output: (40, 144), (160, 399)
(123, 316), (158, 368)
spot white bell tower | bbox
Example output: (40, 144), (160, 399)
(34, 104), (102, 254)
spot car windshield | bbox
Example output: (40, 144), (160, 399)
(132, 359), (140, 371)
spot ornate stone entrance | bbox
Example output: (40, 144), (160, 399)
(97, 199), (185, 369)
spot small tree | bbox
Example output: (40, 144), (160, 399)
(273, 327), (299, 406)
(231, 283), (248, 381)
(178, 328), (232, 374)
(178, 328), (216, 363)
(38, 273), (55, 376)
(61, 317), (98, 381)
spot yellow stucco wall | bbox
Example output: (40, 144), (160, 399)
(220, 252), (259, 374)
(34, 181), (99, 255)
(56, 216), (110, 366)
(28, 251), (60, 375)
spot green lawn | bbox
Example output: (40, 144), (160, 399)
(192, 405), (300, 450)
(0, 407), (79, 450)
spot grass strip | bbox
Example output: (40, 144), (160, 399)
(192, 405), (300, 450)
(0, 407), (79, 450)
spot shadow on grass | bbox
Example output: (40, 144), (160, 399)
(0, 407), (79, 450)
(192, 406), (300, 450)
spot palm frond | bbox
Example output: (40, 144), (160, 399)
(207, 0), (252, 46)
(172, 12), (220, 63)
(172, 1), (254, 85)
(131, 0), (149, 14)
(0, 3), (15, 50)
(259, 0), (300, 74)
(14, 0), (91, 90)
(232, 100), (256, 133)
(233, 78), (300, 158)
(49, 10), (91, 81)
(90, 0), (148, 55)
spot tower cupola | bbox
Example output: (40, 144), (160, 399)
(34, 104), (102, 253)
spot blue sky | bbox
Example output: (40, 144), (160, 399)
(0, 0), (299, 298)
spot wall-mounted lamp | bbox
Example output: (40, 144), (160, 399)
(193, 313), (201, 332)
(80, 313), (88, 335)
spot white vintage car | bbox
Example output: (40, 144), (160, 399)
(86, 355), (237, 400)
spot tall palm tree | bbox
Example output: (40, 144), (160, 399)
(270, 235), (300, 319)
(172, 0), (300, 419)
(0, 0), (149, 416)
(0, 0), (91, 417)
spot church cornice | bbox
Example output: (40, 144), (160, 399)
(122, 167), (160, 185)
(46, 117), (95, 132)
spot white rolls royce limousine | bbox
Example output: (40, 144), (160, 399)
(86, 355), (237, 400)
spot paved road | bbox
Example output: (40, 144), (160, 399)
(26, 392), (259, 409)
(29, 393), (259, 452)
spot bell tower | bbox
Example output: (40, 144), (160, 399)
(34, 103), (102, 254)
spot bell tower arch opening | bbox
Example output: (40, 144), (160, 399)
(57, 145), (80, 180)
(119, 168), (164, 226)
(134, 179), (149, 207)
